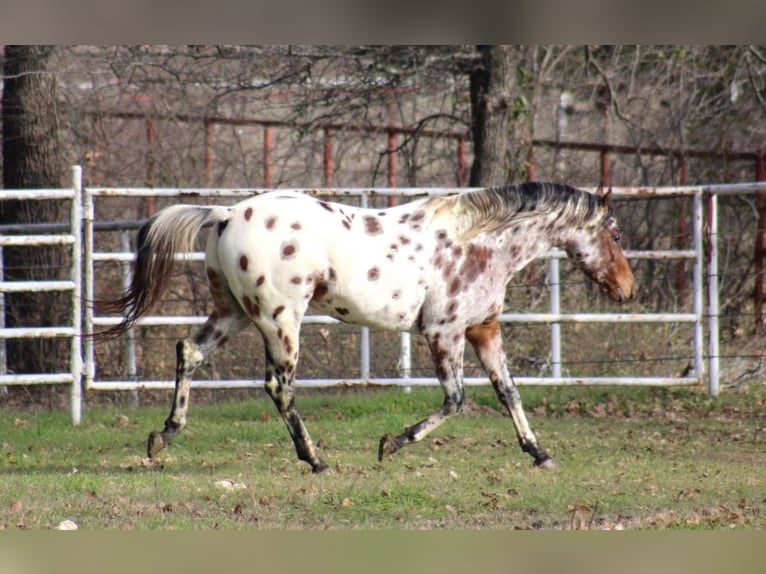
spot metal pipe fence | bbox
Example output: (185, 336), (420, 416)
(3, 166), (766, 422)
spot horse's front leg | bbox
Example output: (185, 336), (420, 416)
(260, 322), (328, 473)
(466, 319), (554, 468)
(379, 330), (465, 461)
(148, 311), (248, 458)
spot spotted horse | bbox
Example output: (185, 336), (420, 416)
(98, 182), (636, 473)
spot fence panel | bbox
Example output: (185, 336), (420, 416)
(82, 183), (706, 396)
(0, 167), (83, 423)
(3, 168), (763, 422)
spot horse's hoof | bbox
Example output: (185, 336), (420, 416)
(147, 431), (165, 459)
(378, 433), (399, 462)
(535, 456), (556, 470)
(311, 460), (330, 474)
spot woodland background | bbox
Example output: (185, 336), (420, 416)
(1, 45), (765, 405)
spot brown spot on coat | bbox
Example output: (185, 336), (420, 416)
(256, 275), (265, 287)
(318, 200), (334, 212)
(239, 254), (248, 271)
(265, 215), (277, 229)
(242, 294), (259, 317)
(461, 244), (492, 282)
(272, 305), (285, 319)
(291, 221), (302, 230)
(290, 276), (302, 285)
(334, 307), (350, 316)
(364, 215), (383, 235)
(244, 207), (253, 221)
(448, 277), (461, 295)
(367, 266), (380, 281)
(281, 241), (298, 260)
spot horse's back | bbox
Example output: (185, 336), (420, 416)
(210, 192), (433, 331)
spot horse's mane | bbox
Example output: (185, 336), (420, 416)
(455, 182), (609, 238)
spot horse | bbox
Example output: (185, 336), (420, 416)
(98, 182), (635, 473)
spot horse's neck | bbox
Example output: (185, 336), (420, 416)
(493, 211), (571, 271)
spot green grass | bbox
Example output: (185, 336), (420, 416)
(2, 384), (765, 529)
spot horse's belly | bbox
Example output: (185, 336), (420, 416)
(309, 288), (422, 331)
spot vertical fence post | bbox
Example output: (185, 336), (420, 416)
(70, 166), (84, 424)
(120, 230), (139, 407)
(692, 191), (707, 391)
(527, 145), (536, 182)
(0, 247), (6, 396)
(385, 130), (413, 391)
(754, 148), (765, 331)
(83, 168), (95, 395)
(676, 155), (688, 308)
(359, 191), (370, 381)
(600, 148), (610, 188)
(263, 126), (273, 187)
(548, 254), (562, 378)
(145, 118), (156, 216)
(387, 130), (398, 204)
(204, 118), (214, 188)
(706, 191), (720, 396)
(323, 128), (334, 187)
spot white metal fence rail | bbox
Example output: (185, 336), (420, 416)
(2, 166), (765, 422)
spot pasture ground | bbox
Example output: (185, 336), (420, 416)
(1, 383), (765, 530)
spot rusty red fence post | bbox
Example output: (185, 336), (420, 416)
(145, 117), (156, 215)
(263, 126), (273, 188)
(600, 147), (610, 188)
(527, 144), (536, 182)
(323, 127), (333, 187)
(387, 129), (398, 206)
(204, 118), (214, 189)
(676, 154), (688, 307)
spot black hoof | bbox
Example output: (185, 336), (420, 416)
(378, 433), (401, 462)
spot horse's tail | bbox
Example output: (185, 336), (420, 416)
(96, 204), (231, 339)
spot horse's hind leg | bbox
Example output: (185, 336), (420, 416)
(466, 319), (554, 468)
(147, 306), (249, 459)
(258, 317), (328, 473)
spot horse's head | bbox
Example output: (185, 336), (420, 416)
(564, 189), (636, 302)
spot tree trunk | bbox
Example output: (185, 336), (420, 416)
(1, 45), (67, 378)
(468, 45), (516, 187)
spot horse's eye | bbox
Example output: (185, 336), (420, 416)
(612, 233), (621, 243)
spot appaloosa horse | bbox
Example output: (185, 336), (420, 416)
(99, 182), (635, 472)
